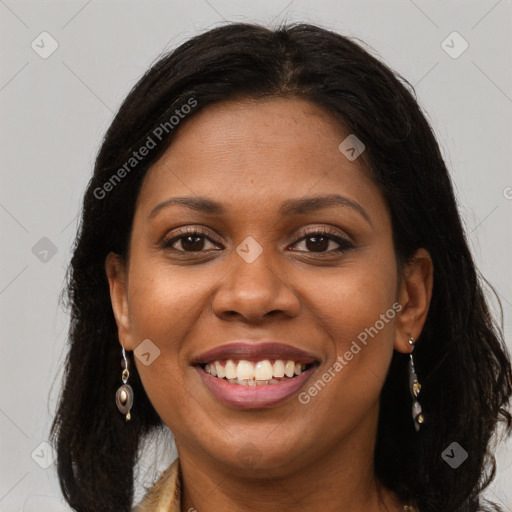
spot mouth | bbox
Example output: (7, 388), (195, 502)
(199, 359), (316, 386)
(191, 341), (320, 408)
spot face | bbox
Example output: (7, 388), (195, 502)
(107, 97), (431, 477)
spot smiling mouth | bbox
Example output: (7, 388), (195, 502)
(200, 359), (316, 386)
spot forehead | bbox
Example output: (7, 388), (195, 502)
(135, 97), (385, 222)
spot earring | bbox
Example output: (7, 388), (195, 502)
(408, 335), (424, 432)
(115, 346), (134, 421)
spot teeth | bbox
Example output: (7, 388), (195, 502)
(236, 360), (254, 380)
(204, 358), (310, 383)
(215, 361), (225, 378)
(225, 360), (237, 380)
(285, 360), (295, 378)
(255, 360), (273, 381)
(273, 360), (285, 378)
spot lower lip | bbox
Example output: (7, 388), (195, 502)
(195, 365), (317, 409)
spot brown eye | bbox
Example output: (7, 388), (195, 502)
(291, 229), (354, 253)
(174, 235), (206, 252)
(161, 229), (221, 253)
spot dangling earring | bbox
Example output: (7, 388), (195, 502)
(115, 346), (134, 421)
(408, 335), (424, 431)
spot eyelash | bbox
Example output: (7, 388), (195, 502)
(160, 226), (354, 254)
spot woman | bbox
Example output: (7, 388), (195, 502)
(50, 22), (512, 512)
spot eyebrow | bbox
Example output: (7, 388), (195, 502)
(279, 194), (371, 224)
(149, 194), (371, 225)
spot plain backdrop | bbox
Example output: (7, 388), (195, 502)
(1, 1), (511, 510)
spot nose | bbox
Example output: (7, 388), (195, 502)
(212, 245), (300, 323)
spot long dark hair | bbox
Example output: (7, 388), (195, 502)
(50, 21), (512, 512)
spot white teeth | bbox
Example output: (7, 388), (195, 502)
(225, 360), (237, 380)
(255, 360), (273, 381)
(273, 360), (285, 378)
(236, 360), (255, 380)
(285, 360), (295, 378)
(215, 361), (225, 378)
(203, 358), (311, 383)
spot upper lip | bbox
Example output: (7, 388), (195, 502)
(191, 341), (320, 365)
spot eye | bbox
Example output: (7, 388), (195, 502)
(160, 226), (354, 254)
(290, 227), (354, 253)
(161, 227), (222, 253)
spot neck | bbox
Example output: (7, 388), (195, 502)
(176, 410), (403, 512)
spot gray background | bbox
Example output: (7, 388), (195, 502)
(1, 0), (511, 510)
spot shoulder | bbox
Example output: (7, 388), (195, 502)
(132, 458), (181, 512)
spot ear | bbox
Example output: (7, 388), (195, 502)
(394, 248), (433, 353)
(105, 252), (136, 351)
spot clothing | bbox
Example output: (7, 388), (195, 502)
(133, 458), (181, 512)
(133, 458), (419, 512)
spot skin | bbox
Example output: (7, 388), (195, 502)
(106, 97), (433, 512)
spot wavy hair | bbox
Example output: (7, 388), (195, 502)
(50, 21), (512, 512)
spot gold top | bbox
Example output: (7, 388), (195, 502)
(133, 458), (181, 512)
(133, 458), (418, 512)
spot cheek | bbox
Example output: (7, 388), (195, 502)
(127, 263), (206, 342)
(301, 248), (398, 397)
(124, 262), (204, 396)
(308, 252), (397, 343)
(294, 284), (397, 437)
(124, 265), (211, 430)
